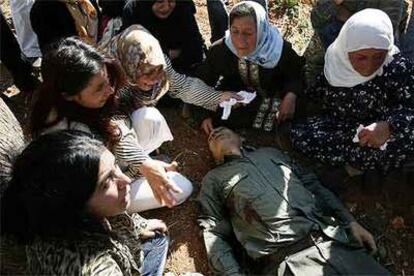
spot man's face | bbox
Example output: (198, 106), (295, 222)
(208, 127), (241, 162)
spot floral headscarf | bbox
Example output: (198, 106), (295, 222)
(99, 25), (169, 101)
(59, 0), (98, 45)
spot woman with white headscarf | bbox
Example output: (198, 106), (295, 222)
(291, 9), (414, 173)
(195, 1), (305, 134)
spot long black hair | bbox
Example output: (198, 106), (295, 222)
(1, 130), (107, 243)
(30, 37), (126, 148)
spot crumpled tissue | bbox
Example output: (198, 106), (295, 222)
(352, 123), (388, 150)
(219, 91), (256, 120)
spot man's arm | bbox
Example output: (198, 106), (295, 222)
(198, 174), (244, 276)
(289, 159), (355, 225)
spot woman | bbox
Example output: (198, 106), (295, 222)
(31, 37), (233, 211)
(123, 0), (204, 74)
(291, 9), (414, 172)
(30, 0), (100, 52)
(195, 1), (305, 134)
(1, 130), (168, 275)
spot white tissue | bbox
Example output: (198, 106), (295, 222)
(352, 123), (388, 150)
(219, 91), (257, 120)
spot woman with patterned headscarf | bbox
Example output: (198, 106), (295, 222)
(291, 9), (414, 173)
(30, 0), (100, 53)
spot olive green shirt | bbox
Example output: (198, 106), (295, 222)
(198, 148), (355, 275)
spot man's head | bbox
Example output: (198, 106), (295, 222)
(208, 127), (242, 163)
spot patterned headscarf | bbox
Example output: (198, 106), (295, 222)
(99, 25), (169, 101)
(59, 0), (98, 45)
(324, 8), (400, 87)
(224, 1), (284, 69)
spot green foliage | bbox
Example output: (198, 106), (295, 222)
(271, 0), (299, 10)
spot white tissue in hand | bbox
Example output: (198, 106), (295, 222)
(219, 91), (256, 120)
(352, 123), (388, 150)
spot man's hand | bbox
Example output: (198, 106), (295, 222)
(358, 121), (390, 148)
(201, 117), (214, 135)
(349, 221), (377, 254)
(140, 159), (182, 208)
(277, 92), (296, 124)
(140, 219), (168, 240)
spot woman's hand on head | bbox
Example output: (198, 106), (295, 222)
(140, 159), (182, 208)
(140, 219), (168, 240)
(358, 121), (390, 148)
(277, 92), (296, 124)
(201, 117), (214, 135)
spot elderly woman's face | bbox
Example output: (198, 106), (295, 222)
(87, 150), (131, 218)
(348, 48), (388, 77)
(230, 15), (257, 57)
(152, 0), (176, 19)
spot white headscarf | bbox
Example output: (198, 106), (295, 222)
(324, 8), (400, 88)
(224, 1), (284, 69)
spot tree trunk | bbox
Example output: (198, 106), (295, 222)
(0, 98), (25, 194)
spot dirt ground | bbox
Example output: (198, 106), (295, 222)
(1, 0), (413, 275)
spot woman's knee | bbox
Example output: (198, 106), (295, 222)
(167, 171), (193, 205)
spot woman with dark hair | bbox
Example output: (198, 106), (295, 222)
(31, 36), (230, 212)
(1, 130), (168, 275)
(30, 0), (101, 53)
(194, 1), (305, 134)
(122, 0), (204, 74)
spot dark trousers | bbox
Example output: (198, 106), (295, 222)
(1, 11), (38, 92)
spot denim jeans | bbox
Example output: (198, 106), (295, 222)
(206, 0), (269, 44)
(141, 233), (169, 276)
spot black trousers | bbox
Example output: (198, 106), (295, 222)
(1, 11), (38, 92)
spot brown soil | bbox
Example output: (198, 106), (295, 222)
(1, 0), (413, 275)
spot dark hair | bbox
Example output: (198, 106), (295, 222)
(229, 2), (257, 26)
(1, 130), (106, 243)
(30, 37), (126, 148)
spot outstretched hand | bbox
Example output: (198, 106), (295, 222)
(140, 159), (182, 208)
(349, 221), (377, 255)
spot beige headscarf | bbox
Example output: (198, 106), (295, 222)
(59, 0), (98, 45)
(99, 25), (169, 101)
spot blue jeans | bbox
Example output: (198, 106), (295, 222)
(206, 0), (269, 44)
(141, 233), (169, 276)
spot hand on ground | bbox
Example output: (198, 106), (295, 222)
(349, 221), (377, 255)
(277, 92), (296, 124)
